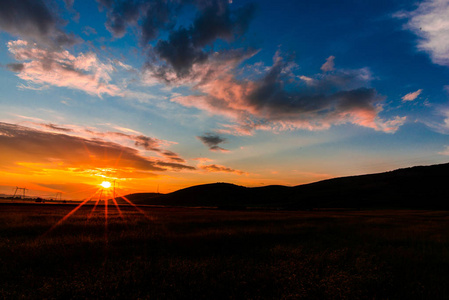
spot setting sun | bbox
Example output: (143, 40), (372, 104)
(100, 181), (111, 189)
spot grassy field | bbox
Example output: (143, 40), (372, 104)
(1, 204), (449, 299)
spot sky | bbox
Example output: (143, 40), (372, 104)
(1, 0), (449, 199)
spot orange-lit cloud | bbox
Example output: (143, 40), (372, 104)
(28, 122), (185, 163)
(0, 122), (194, 176)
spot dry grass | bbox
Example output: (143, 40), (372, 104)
(1, 204), (449, 299)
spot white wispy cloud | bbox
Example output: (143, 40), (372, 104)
(400, 0), (449, 66)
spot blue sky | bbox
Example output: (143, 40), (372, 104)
(0, 0), (449, 198)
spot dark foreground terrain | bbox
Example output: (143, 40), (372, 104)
(1, 204), (449, 299)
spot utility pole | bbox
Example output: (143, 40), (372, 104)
(113, 180), (116, 201)
(13, 187), (27, 199)
(55, 192), (62, 201)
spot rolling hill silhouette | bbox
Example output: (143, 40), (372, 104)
(122, 162), (449, 209)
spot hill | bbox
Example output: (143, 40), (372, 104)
(122, 162), (449, 209)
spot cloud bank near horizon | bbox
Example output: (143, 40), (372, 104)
(0, 122), (194, 179)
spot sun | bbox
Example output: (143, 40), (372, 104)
(100, 181), (112, 189)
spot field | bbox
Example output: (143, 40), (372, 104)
(1, 204), (449, 299)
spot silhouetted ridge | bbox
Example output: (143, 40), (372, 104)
(127, 162), (449, 209)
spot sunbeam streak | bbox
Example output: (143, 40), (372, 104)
(87, 189), (102, 220)
(112, 195), (124, 220)
(104, 188), (109, 242)
(41, 189), (102, 237)
(115, 191), (155, 222)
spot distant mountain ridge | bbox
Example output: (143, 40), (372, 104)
(122, 162), (449, 209)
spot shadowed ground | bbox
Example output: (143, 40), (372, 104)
(1, 204), (449, 299)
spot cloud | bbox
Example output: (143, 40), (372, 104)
(39, 123), (186, 162)
(82, 26), (97, 36)
(7, 40), (122, 97)
(420, 108), (449, 134)
(138, 0), (256, 83)
(192, 157), (213, 163)
(173, 52), (405, 135)
(438, 145), (449, 155)
(0, 122), (194, 177)
(146, 47), (258, 86)
(160, 150), (186, 163)
(39, 123), (74, 132)
(6, 63), (25, 72)
(0, 0), (78, 47)
(197, 133), (229, 152)
(199, 164), (247, 175)
(321, 55), (335, 72)
(98, 0), (142, 39)
(132, 134), (163, 151)
(400, 0), (449, 66)
(41, 123), (186, 163)
(402, 89), (423, 102)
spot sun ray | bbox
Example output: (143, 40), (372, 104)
(114, 149), (124, 168)
(87, 189), (102, 220)
(81, 140), (95, 163)
(114, 191), (155, 222)
(42, 189), (100, 237)
(104, 188), (108, 242)
(112, 194), (124, 220)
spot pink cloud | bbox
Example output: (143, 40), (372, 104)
(402, 89), (423, 102)
(321, 55), (335, 72)
(172, 53), (405, 135)
(7, 40), (121, 97)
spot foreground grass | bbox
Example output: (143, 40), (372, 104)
(1, 205), (449, 299)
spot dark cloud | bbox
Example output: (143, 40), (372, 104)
(174, 53), (406, 134)
(0, 122), (194, 174)
(154, 28), (208, 77)
(6, 63), (24, 72)
(133, 135), (161, 151)
(161, 150), (186, 163)
(0, 0), (78, 47)
(151, 1), (256, 80)
(102, 0), (141, 38)
(199, 164), (246, 175)
(97, 0), (175, 42)
(156, 160), (193, 170)
(140, 0), (174, 44)
(197, 133), (228, 152)
(192, 1), (256, 47)
(245, 58), (377, 120)
(40, 123), (73, 132)
(96, 0), (256, 82)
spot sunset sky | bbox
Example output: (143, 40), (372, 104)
(1, 0), (449, 199)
